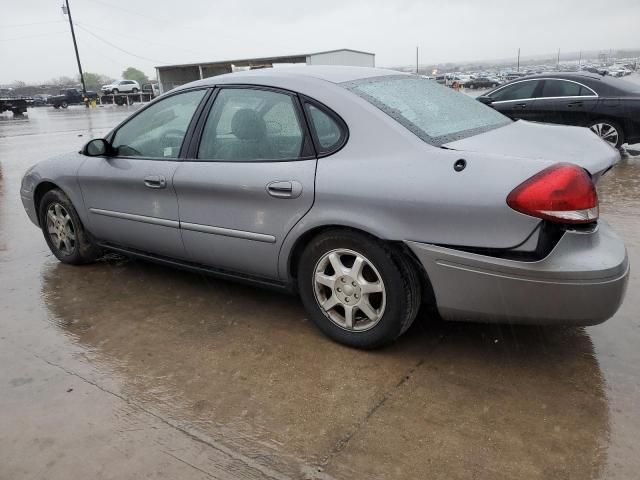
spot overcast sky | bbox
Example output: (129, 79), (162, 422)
(2, 0), (639, 84)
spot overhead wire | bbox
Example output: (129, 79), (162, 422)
(73, 23), (170, 64)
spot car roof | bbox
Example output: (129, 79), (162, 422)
(510, 72), (605, 82)
(179, 65), (407, 90)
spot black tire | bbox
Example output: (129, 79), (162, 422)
(132, 88), (139, 93)
(53, 105), (60, 109)
(61, 101), (68, 109)
(38, 189), (101, 265)
(298, 230), (421, 349)
(112, 89), (119, 95)
(587, 119), (625, 149)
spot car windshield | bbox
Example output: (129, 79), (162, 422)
(344, 75), (511, 145)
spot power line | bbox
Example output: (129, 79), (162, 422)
(73, 20), (208, 58)
(74, 23), (169, 64)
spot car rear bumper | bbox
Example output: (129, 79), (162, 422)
(406, 220), (629, 325)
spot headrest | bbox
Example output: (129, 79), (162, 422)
(231, 108), (267, 141)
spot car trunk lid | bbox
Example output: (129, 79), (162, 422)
(442, 120), (620, 181)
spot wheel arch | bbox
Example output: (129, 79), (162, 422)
(33, 181), (61, 225)
(285, 224), (435, 304)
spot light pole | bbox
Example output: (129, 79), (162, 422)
(62, 0), (86, 94)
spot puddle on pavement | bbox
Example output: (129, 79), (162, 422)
(1, 106), (638, 479)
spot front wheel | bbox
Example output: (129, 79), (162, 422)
(588, 119), (624, 149)
(39, 189), (101, 265)
(61, 101), (68, 109)
(298, 230), (421, 349)
(112, 89), (119, 95)
(132, 88), (139, 93)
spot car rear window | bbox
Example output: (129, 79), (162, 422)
(343, 75), (511, 145)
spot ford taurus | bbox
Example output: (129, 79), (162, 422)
(21, 66), (629, 349)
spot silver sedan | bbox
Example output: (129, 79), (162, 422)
(21, 66), (629, 349)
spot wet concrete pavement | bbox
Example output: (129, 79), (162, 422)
(0, 106), (639, 479)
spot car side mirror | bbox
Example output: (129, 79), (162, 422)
(83, 138), (112, 157)
(476, 96), (495, 105)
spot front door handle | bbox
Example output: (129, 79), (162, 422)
(144, 175), (166, 189)
(514, 102), (527, 109)
(567, 101), (583, 108)
(267, 180), (302, 199)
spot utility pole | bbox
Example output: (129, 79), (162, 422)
(517, 48), (520, 72)
(578, 50), (582, 66)
(416, 46), (419, 75)
(62, 0), (86, 94)
(557, 48), (560, 70)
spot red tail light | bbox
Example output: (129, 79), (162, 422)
(507, 164), (598, 224)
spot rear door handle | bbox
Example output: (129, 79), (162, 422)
(267, 181), (302, 199)
(144, 175), (166, 189)
(567, 102), (583, 108)
(514, 102), (527, 109)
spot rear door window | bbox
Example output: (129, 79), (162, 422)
(541, 80), (585, 98)
(197, 88), (305, 161)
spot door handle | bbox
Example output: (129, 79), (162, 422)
(514, 102), (527, 109)
(144, 175), (166, 189)
(267, 181), (302, 199)
(567, 102), (583, 108)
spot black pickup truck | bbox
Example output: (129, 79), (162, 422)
(49, 88), (98, 109)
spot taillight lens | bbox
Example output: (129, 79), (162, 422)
(507, 163), (598, 224)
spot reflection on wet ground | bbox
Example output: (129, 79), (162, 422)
(1, 106), (639, 479)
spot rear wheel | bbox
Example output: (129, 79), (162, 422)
(61, 101), (68, 109)
(588, 119), (624, 149)
(39, 189), (101, 265)
(298, 230), (421, 349)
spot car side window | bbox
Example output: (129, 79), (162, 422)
(305, 103), (346, 154)
(490, 80), (539, 101)
(579, 85), (596, 96)
(541, 80), (584, 98)
(111, 89), (206, 159)
(198, 88), (304, 161)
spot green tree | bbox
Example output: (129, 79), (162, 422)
(82, 72), (115, 91)
(122, 67), (149, 87)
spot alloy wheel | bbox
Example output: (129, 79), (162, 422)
(313, 249), (386, 332)
(46, 203), (76, 256)
(590, 122), (619, 147)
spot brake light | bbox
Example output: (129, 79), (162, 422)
(507, 164), (598, 224)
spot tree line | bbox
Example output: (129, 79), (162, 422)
(3, 67), (152, 96)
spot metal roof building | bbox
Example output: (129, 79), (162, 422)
(155, 48), (375, 93)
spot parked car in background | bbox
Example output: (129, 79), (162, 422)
(32, 94), (52, 106)
(466, 77), (500, 89)
(21, 67), (628, 349)
(49, 89), (98, 109)
(142, 83), (160, 97)
(101, 80), (141, 94)
(477, 72), (640, 148)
